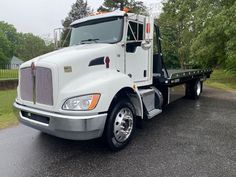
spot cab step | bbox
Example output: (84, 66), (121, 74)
(147, 109), (162, 119)
(139, 88), (162, 119)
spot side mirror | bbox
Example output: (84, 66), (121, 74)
(53, 27), (72, 49)
(141, 40), (151, 50)
(54, 28), (63, 49)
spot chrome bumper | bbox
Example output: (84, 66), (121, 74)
(13, 102), (107, 140)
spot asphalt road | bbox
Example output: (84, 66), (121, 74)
(0, 87), (235, 177)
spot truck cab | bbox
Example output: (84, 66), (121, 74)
(14, 11), (212, 150)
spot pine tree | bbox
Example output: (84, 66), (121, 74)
(98, 0), (146, 14)
(61, 0), (91, 47)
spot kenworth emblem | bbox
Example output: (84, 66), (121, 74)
(31, 62), (36, 74)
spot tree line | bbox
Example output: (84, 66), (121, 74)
(158, 0), (236, 72)
(0, 21), (54, 66)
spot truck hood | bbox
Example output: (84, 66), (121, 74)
(20, 44), (120, 103)
(22, 43), (117, 67)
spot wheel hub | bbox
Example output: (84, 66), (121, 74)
(113, 108), (133, 143)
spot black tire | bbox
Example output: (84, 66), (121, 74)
(105, 99), (136, 151)
(185, 80), (202, 100)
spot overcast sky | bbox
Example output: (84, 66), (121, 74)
(0, 0), (162, 39)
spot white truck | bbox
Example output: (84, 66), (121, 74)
(13, 11), (212, 150)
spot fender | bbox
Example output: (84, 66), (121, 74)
(58, 69), (143, 117)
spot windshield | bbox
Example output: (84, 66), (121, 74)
(70, 17), (124, 46)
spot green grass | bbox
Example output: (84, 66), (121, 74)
(0, 90), (18, 129)
(205, 69), (236, 91)
(0, 69), (18, 80)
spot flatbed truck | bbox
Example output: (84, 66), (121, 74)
(14, 10), (212, 150)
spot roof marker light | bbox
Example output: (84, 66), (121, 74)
(123, 7), (129, 13)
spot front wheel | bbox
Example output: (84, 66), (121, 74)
(105, 99), (136, 151)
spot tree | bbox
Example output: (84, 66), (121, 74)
(157, 0), (236, 72)
(0, 21), (54, 63)
(157, 0), (198, 69)
(0, 31), (12, 65)
(98, 0), (147, 14)
(225, 2), (236, 72)
(15, 33), (54, 61)
(190, 0), (236, 71)
(0, 21), (19, 65)
(61, 0), (91, 47)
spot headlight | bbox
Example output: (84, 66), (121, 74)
(62, 94), (100, 111)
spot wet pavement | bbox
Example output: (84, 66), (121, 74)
(0, 87), (235, 177)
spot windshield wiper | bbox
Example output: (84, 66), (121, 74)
(80, 38), (100, 44)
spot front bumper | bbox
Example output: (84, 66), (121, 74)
(13, 102), (107, 140)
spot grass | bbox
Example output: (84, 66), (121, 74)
(0, 69), (18, 80)
(0, 90), (18, 129)
(205, 69), (236, 91)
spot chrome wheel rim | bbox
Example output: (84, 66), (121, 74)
(113, 108), (133, 143)
(196, 81), (201, 96)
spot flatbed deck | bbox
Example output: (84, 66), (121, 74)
(167, 69), (212, 79)
(153, 68), (212, 87)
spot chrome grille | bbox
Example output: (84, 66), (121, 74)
(35, 67), (53, 105)
(20, 67), (33, 102)
(20, 67), (53, 105)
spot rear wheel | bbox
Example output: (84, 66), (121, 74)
(185, 80), (202, 100)
(105, 99), (136, 151)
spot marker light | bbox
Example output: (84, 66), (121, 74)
(105, 57), (110, 68)
(123, 7), (129, 13)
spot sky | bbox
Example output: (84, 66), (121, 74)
(0, 0), (163, 39)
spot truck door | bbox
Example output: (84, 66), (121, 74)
(125, 18), (153, 84)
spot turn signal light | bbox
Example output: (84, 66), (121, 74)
(123, 7), (129, 13)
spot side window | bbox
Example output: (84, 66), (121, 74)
(126, 21), (144, 53)
(127, 21), (144, 41)
(138, 24), (144, 40)
(127, 21), (137, 41)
